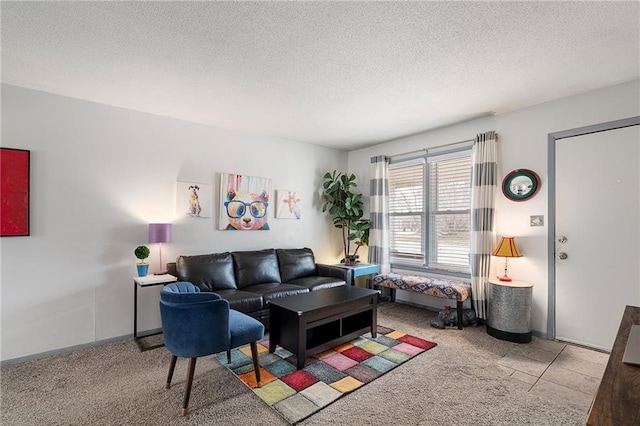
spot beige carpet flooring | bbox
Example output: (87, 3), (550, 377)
(1, 303), (595, 425)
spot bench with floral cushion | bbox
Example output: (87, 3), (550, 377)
(371, 273), (472, 330)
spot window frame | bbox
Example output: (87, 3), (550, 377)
(388, 145), (472, 278)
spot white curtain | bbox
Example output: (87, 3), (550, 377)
(470, 132), (498, 319)
(368, 155), (391, 274)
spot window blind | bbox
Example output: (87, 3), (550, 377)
(389, 161), (424, 265)
(428, 155), (471, 272)
(388, 150), (472, 274)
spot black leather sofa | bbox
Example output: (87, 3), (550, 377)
(166, 248), (348, 329)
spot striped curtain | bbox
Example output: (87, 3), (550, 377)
(369, 155), (391, 274)
(470, 132), (498, 319)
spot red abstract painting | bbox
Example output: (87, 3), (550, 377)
(1, 148), (30, 236)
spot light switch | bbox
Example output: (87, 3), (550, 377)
(530, 215), (544, 226)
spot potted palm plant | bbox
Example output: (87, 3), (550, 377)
(321, 170), (371, 265)
(134, 245), (150, 277)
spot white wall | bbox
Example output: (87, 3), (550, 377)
(0, 84), (347, 361)
(3, 80), (638, 361)
(348, 79), (640, 335)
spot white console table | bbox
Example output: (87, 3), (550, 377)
(133, 274), (177, 351)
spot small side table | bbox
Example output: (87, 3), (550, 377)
(333, 263), (380, 287)
(487, 279), (533, 343)
(133, 274), (177, 351)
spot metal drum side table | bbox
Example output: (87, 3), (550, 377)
(487, 279), (533, 343)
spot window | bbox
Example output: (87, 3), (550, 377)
(389, 149), (472, 274)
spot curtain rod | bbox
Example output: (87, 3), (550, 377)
(391, 138), (475, 159)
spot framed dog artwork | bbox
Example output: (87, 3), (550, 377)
(1, 148), (30, 237)
(176, 181), (212, 218)
(219, 173), (272, 230)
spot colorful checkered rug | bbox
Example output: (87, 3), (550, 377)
(216, 326), (437, 424)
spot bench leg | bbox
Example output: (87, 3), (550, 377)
(374, 284), (395, 302)
(457, 300), (463, 330)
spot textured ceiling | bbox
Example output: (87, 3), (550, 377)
(2, 1), (639, 150)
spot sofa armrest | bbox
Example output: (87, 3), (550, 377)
(316, 264), (351, 285)
(167, 262), (177, 277)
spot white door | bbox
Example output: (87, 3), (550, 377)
(555, 124), (640, 351)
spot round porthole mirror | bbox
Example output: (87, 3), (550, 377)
(502, 169), (540, 201)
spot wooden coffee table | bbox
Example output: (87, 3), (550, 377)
(268, 286), (379, 369)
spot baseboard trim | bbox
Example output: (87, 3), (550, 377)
(1, 328), (162, 367)
(532, 329), (547, 339)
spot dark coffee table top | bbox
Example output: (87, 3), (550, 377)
(269, 286), (379, 314)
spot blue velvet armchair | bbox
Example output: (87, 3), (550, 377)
(160, 282), (264, 416)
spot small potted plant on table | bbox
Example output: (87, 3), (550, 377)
(134, 245), (150, 277)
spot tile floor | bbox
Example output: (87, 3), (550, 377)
(497, 336), (609, 411)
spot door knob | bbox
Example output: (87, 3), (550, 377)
(558, 252), (568, 260)
(558, 236), (567, 244)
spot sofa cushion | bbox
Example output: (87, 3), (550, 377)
(232, 249), (281, 288)
(176, 253), (237, 291)
(243, 283), (309, 302)
(287, 276), (346, 291)
(215, 289), (264, 313)
(276, 248), (317, 282)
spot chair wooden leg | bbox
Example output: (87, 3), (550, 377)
(166, 355), (177, 389)
(250, 341), (261, 386)
(181, 357), (197, 417)
(227, 349), (231, 364)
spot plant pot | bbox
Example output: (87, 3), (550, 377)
(136, 263), (149, 277)
(344, 255), (359, 266)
